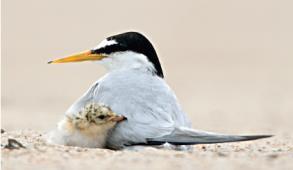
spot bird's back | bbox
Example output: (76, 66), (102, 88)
(66, 69), (190, 149)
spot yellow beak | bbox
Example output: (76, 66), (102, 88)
(48, 50), (106, 64)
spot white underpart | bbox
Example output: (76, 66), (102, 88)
(46, 118), (115, 148)
(99, 51), (156, 74)
(93, 39), (117, 50)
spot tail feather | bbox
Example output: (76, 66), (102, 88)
(142, 127), (272, 145)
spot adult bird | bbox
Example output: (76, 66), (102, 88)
(48, 32), (271, 150)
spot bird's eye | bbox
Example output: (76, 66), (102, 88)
(97, 115), (105, 119)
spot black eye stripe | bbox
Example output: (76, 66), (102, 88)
(92, 44), (128, 54)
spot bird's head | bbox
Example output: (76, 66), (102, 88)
(49, 32), (164, 78)
(87, 105), (126, 126)
(68, 103), (127, 130)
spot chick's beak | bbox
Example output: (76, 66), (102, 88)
(108, 115), (127, 122)
(48, 50), (106, 64)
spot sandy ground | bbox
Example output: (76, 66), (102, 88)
(1, 130), (292, 170)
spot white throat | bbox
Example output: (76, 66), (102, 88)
(99, 51), (156, 74)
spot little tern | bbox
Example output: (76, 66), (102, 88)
(48, 32), (271, 149)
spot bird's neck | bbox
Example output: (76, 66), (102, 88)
(99, 51), (157, 76)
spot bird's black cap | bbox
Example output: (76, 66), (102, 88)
(93, 32), (164, 78)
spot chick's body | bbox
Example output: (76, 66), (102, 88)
(47, 103), (125, 148)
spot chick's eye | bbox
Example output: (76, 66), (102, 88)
(97, 115), (105, 119)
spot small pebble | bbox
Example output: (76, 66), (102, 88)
(267, 154), (279, 160)
(217, 152), (228, 157)
(4, 138), (26, 149)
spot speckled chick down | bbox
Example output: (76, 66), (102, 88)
(47, 103), (126, 148)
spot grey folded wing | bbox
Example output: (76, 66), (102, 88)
(134, 127), (272, 145)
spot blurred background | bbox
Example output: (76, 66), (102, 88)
(2, 0), (293, 135)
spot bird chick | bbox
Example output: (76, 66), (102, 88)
(47, 103), (126, 148)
